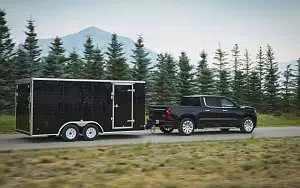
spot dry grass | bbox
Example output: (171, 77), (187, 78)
(0, 137), (300, 187)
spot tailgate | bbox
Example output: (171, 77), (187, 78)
(149, 105), (169, 122)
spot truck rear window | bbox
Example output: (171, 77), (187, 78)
(181, 97), (201, 106)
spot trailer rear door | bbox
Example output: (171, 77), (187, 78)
(16, 83), (31, 135)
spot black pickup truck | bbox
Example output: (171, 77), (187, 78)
(147, 95), (257, 135)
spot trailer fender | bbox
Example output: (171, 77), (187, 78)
(58, 121), (104, 135)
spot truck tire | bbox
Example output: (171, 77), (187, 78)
(159, 125), (174, 133)
(179, 118), (195, 136)
(61, 124), (79, 142)
(82, 124), (99, 141)
(240, 117), (255, 133)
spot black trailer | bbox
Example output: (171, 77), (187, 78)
(15, 78), (145, 141)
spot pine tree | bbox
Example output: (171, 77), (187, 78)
(153, 53), (178, 104)
(256, 47), (265, 110)
(0, 9), (15, 114)
(196, 50), (215, 95)
(65, 50), (85, 79)
(0, 10), (15, 61)
(43, 37), (66, 78)
(164, 54), (178, 104)
(49, 36), (65, 56)
(296, 58), (300, 110)
(231, 44), (246, 103)
(131, 35), (151, 81)
(281, 64), (295, 112)
(23, 19), (42, 77)
(106, 34), (130, 80)
(178, 52), (194, 99)
(249, 70), (261, 108)
(84, 36), (94, 62)
(13, 48), (31, 79)
(264, 45), (280, 112)
(213, 44), (231, 96)
(83, 36), (95, 78)
(43, 54), (64, 78)
(131, 35), (152, 104)
(85, 46), (105, 79)
(152, 54), (166, 104)
(243, 49), (252, 104)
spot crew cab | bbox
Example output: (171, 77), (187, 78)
(147, 95), (257, 135)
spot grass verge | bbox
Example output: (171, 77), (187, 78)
(0, 115), (15, 134)
(0, 137), (300, 187)
(258, 113), (300, 126)
(1, 113), (300, 134)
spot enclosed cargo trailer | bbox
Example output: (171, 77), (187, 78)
(15, 78), (145, 141)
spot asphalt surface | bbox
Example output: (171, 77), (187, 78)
(0, 127), (300, 151)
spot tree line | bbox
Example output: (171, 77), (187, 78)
(0, 9), (300, 115)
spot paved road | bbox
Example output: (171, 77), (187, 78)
(0, 127), (300, 151)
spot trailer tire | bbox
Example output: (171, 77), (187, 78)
(82, 124), (99, 141)
(61, 124), (79, 142)
(178, 118), (195, 136)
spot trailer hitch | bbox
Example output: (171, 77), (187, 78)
(143, 121), (156, 133)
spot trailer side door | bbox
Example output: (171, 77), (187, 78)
(112, 83), (134, 129)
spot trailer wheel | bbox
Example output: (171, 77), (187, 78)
(61, 124), (79, 142)
(82, 124), (99, 141)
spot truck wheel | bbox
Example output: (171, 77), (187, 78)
(82, 124), (99, 141)
(240, 117), (255, 133)
(159, 125), (174, 133)
(61, 124), (79, 142)
(179, 118), (195, 136)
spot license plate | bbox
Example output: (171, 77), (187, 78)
(155, 120), (160, 124)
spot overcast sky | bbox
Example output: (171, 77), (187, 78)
(1, 0), (300, 63)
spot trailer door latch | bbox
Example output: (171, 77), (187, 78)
(127, 119), (135, 123)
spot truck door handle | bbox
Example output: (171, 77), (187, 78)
(222, 110), (227, 112)
(205, 110), (210, 112)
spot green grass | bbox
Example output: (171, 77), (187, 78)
(0, 114), (300, 134)
(258, 113), (300, 126)
(0, 115), (15, 134)
(0, 137), (300, 187)
(1, 113), (300, 134)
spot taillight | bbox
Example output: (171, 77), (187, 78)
(166, 107), (171, 119)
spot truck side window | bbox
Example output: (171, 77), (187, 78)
(221, 98), (235, 107)
(204, 97), (222, 107)
(182, 97), (201, 106)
